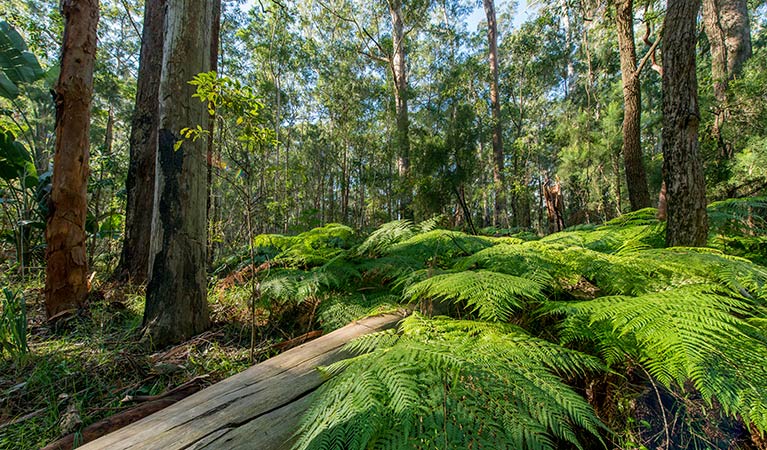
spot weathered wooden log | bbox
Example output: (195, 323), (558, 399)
(41, 378), (208, 450)
(77, 311), (408, 449)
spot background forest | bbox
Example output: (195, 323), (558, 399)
(1, 0), (767, 448)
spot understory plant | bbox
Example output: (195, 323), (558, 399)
(226, 199), (767, 449)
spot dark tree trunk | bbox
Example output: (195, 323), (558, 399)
(206, 0), (221, 267)
(144, 0), (214, 347)
(388, 0), (412, 220)
(662, 0), (708, 247)
(45, 0), (99, 319)
(483, 0), (506, 227)
(615, 0), (651, 210)
(115, 0), (165, 284)
(702, 0), (751, 158)
(544, 180), (565, 234)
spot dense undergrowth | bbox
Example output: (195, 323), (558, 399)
(208, 197), (767, 450)
(0, 197), (765, 449)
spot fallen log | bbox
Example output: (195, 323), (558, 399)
(76, 311), (408, 450)
(40, 378), (207, 450)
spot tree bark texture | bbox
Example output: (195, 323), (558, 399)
(116, 0), (166, 284)
(483, 0), (506, 227)
(144, 0), (213, 346)
(388, 0), (412, 220)
(702, 0), (751, 157)
(662, 0), (709, 247)
(615, 0), (651, 211)
(45, 0), (99, 319)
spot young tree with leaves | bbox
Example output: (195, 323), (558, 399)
(45, 0), (99, 319)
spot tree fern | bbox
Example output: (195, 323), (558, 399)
(294, 314), (604, 450)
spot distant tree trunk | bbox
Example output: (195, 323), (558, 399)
(115, 0), (165, 284)
(702, 0), (751, 158)
(544, 179), (565, 234)
(388, 0), (412, 220)
(45, 0), (99, 319)
(615, 0), (651, 211)
(144, 0), (213, 346)
(662, 0), (708, 247)
(483, 0), (506, 227)
(207, 0), (221, 266)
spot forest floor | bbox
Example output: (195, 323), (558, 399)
(0, 274), (305, 450)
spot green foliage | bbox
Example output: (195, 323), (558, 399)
(555, 284), (767, 432)
(0, 21), (45, 100)
(290, 215), (767, 448)
(295, 314), (604, 450)
(0, 287), (27, 358)
(405, 271), (544, 321)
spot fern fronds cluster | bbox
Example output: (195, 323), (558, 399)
(294, 314), (604, 450)
(218, 212), (767, 448)
(555, 284), (767, 431)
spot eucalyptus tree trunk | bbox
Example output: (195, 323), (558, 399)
(483, 0), (506, 227)
(662, 0), (708, 247)
(116, 0), (165, 284)
(144, 0), (213, 346)
(45, 0), (99, 319)
(615, 0), (651, 211)
(387, 0), (412, 220)
(702, 0), (751, 158)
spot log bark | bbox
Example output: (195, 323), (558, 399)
(45, 0), (100, 318)
(144, 0), (214, 346)
(662, 0), (708, 247)
(615, 0), (651, 211)
(115, 0), (165, 284)
(484, 0), (507, 227)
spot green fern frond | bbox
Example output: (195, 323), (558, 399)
(405, 270), (544, 321)
(385, 230), (495, 268)
(294, 314), (604, 450)
(355, 220), (416, 257)
(553, 284), (767, 433)
(317, 293), (400, 332)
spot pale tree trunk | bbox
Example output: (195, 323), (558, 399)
(702, 0), (751, 158)
(615, 0), (651, 210)
(45, 0), (99, 319)
(144, 0), (213, 346)
(116, 0), (165, 284)
(483, 0), (506, 227)
(662, 0), (708, 247)
(388, 0), (412, 220)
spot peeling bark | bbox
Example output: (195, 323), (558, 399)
(45, 0), (99, 319)
(144, 0), (213, 347)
